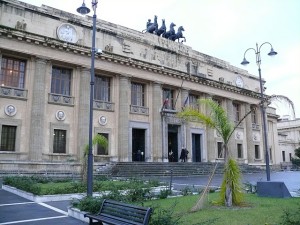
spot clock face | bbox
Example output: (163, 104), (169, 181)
(57, 23), (78, 43)
(235, 76), (244, 88)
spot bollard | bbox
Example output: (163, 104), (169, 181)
(169, 169), (173, 192)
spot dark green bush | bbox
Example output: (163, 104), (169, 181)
(3, 176), (41, 195)
(149, 202), (181, 225)
(279, 203), (300, 225)
(72, 196), (103, 214)
(157, 189), (171, 199)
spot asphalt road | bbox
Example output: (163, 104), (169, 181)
(0, 171), (299, 224)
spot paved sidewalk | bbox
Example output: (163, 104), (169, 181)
(0, 189), (85, 225)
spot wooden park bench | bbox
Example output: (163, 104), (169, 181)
(84, 199), (152, 225)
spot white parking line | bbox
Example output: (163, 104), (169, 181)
(0, 215), (68, 225)
(38, 202), (68, 216)
(0, 202), (35, 207)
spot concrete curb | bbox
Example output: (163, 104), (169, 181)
(2, 185), (85, 202)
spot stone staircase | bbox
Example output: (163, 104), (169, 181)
(95, 162), (264, 178)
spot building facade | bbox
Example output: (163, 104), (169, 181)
(277, 118), (300, 163)
(0, 0), (280, 173)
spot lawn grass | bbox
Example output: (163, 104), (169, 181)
(144, 193), (300, 225)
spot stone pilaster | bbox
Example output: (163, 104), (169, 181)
(118, 75), (130, 161)
(205, 94), (215, 162)
(77, 68), (90, 160)
(152, 82), (163, 162)
(29, 58), (47, 161)
(245, 104), (254, 163)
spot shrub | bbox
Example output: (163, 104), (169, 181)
(157, 189), (171, 199)
(149, 202), (181, 225)
(3, 176), (41, 195)
(72, 196), (103, 214)
(279, 203), (300, 225)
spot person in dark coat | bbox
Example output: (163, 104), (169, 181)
(180, 148), (189, 162)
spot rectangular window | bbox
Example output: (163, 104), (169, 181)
(95, 75), (110, 101)
(237, 144), (243, 158)
(0, 57), (26, 88)
(289, 153), (292, 161)
(53, 129), (66, 153)
(163, 89), (174, 110)
(217, 142), (223, 158)
(282, 151), (286, 162)
(0, 125), (17, 151)
(97, 133), (109, 155)
(131, 82), (145, 106)
(233, 103), (240, 122)
(51, 66), (71, 95)
(255, 145), (260, 159)
(251, 106), (257, 124)
(189, 94), (199, 110)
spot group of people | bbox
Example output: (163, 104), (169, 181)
(168, 148), (189, 162)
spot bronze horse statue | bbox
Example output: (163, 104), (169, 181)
(156, 19), (166, 36)
(163, 22), (176, 39)
(146, 15), (158, 34)
(169, 26), (186, 42)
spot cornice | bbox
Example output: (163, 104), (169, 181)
(0, 25), (262, 100)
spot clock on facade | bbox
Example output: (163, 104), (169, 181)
(57, 23), (78, 43)
(235, 75), (244, 88)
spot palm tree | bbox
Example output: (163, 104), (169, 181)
(178, 94), (296, 210)
(81, 134), (108, 182)
(178, 98), (245, 209)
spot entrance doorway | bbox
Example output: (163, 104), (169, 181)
(192, 133), (202, 162)
(168, 125), (179, 162)
(132, 128), (145, 162)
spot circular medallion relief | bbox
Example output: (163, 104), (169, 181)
(56, 110), (66, 121)
(99, 116), (107, 125)
(57, 23), (78, 43)
(4, 104), (17, 117)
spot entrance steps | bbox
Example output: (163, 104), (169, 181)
(95, 162), (264, 178)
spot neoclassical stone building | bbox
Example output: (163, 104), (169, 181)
(277, 118), (300, 163)
(0, 0), (280, 173)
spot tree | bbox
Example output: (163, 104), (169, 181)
(294, 147), (300, 158)
(81, 134), (108, 182)
(178, 98), (246, 209)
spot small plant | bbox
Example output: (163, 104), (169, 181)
(243, 181), (257, 194)
(278, 203), (300, 225)
(158, 189), (172, 199)
(181, 186), (193, 196)
(72, 196), (103, 214)
(149, 202), (181, 225)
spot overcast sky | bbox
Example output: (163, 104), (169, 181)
(20, 0), (300, 118)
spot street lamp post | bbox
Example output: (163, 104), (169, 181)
(77, 0), (98, 196)
(241, 42), (277, 181)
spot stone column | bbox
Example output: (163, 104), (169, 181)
(245, 104), (254, 163)
(118, 75), (130, 161)
(29, 58), (47, 161)
(152, 82), (163, 162)
(77, 68), (90, 160)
